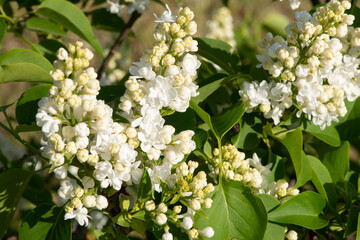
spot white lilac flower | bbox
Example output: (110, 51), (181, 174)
(64, 207), (89, 226)
(129, 58), (156, 80)
(147, 76), (177, 108)
(154, 4), (177, 23)
(240, 0), (360, 129)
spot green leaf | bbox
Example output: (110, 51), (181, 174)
(302, 120), (341, 147)
(190, 100), (216, 137)
(131, 219), (146, 235)
(272, 128), (312, 188)
(19, 204), (71, 240)
(258, 194), (280, 212)
(0, 49), (53, 72)
(137, 168), (152, 201)
(98, 85), (125, 103)
(0, 19), (6, 47)
(94, 229), (114, 240)
(357, 212), (360, 240)
(192, 73), (226, 104)
(164, 109), (196, 133)
(15, 123), (41, 133)
(231, 114), (262, 150)
(90, 8), (125, 32)
(345, 205), (360, 237)
(212, 101), (245, 140)
(0, 168), (33, 239)
(37, 0), (103, 55)
(322, 141), (350, 183)
(23, 174), (53, 205)
(0, 64), (52, 84)
(25, 17), (67, 36)
(307, 155), (337, 209)
(263, 222), (285, 240)
(195, 181), (267, 240)
(193, 73), (247, 104)
(16, 84), (52, 125)
(113, 212), (131, 227)
(335, 98), (360, 141)
(193, 129), (208, 151)
(132, 210), (145, 221)
(268, 191), (328, 229)
(194, 37), (239, 74)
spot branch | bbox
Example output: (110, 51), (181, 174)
(97, 11), (142, 79)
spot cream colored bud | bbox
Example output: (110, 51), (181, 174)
(185, 21), (197, 35)
(77, 73), (89, 86)
(156, 213), (167, 225)
(119, 100), (132, 111)
(170, 23), (181, 35)
(87, 154), (99, 166)
(326, 102), (336, 112)
(50, 153), (65, 166)
(158, 203), (168, 213)
(190, 199), (201, 211)
(74, 187), (84, 198)
(316, 104), (327, 114)
(162, 54), (175, 67)
(109, 144), (120, 156)
(187, 229), (198, 239)
(65, 141), (77, 155)
(114, 162), (126, 172)
(76, 149), (89, 163)
(145, 200), (156, 211)
(128, 138), (140, 149)
(71, 197), (82, 209)
(173, 205), (182, 214)
(260, 104), (271, 113)
(213, 148), (219, 156)
(125, 127), (137, 139)
(83, 195), (96, 208)
(68, 94), (81, 108)
(68, 44), (76, 54)
(204, 198), (213, 208)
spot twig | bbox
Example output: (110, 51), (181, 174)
(97, 11), (142, 79)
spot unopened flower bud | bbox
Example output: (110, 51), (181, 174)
(83, 195), (96, 208)
(145, 200), (156, 211)
(190, 199), (201, 211)
(156, 213), (167, 225)
(96, 195), (108, 210)
(158, 203), (168, 213)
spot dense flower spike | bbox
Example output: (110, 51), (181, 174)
(118, 6), (200, 190)
(210, 144), (299, 199)
(205, 7), (236, 48)
(142, 161), (215, 239)
(35, 7), (212, 237)
(36, 42), (141, 226)
(240, 0), (360, 129)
